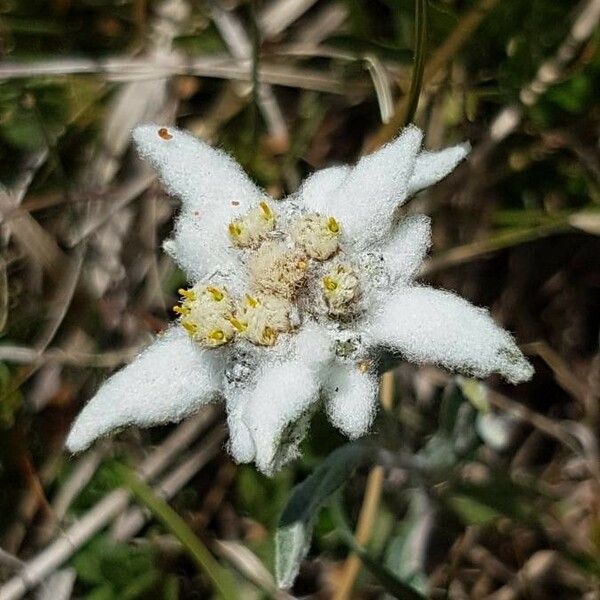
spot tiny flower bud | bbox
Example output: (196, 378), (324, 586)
(248, 242), (308, 299)
(228, 200), (276, 248)
(321, 263), (360, 317)
(237, 293), (293, 346)
(291, 213), (340, 260)
(175, 284), (237, 347)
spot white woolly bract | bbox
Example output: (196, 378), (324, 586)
(297, 165), (350, 215)
(65, 327), (222, 453)
(234, 323), (334, 474)
(132, 124), (262, 212)
(169, 213), (242, 286)
(365, 286), (534, 384)
(133, 124), (264, 285)
(381, 214), (432, 284)
(325, 364), (378, 438)
(302, 127), (423, 250)
(408, 143), (471, 196)
(225, 390), (256, 463)
(243, 361), (320, 476)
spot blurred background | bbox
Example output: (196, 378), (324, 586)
(0, 0), (599, 598)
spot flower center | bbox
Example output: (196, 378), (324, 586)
(238, 294), (293, 346)
(175, 203), (360, 348)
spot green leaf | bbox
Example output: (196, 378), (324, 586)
(385, 535), (428, 597)
(275, 442), (368, 588)
(161, 576), (180, 600)
(439, 383), (467, 434)
(85, 585), (114, 600)
(417, 382), (479, 473)
(121, 571), (161, 600)
(562, 550), (600, 579)
(71, 535), (159, 599)
(456, 377), (490, 413)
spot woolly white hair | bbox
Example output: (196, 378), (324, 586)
(66, 124), (532, 475)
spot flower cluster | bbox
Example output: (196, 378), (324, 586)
(66, 125), (533, 475)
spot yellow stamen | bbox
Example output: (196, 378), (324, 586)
(178, 288), (195, 300)
(173, 305), (189, 315)
(297, 259), (307, 270)
(225, 316), (246, 332)
(206, 286), (224, 301)
(207, 329), (225, 342)
(327, 216), (340, 234)
(181, 321), (197, 334)
(323, 276), (338, 292)
(245, 294), (258, 308)
(259, 201), (273, 220)
(228, 222), (241, 237)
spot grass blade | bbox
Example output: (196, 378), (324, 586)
(114, 462), (238, 600)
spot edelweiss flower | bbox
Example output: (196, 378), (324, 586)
(66, 125), (533, 475)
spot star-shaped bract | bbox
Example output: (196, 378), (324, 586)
(66, 125), (533, 475)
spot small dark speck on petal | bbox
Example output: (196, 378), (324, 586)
(158, 127), (173, 140)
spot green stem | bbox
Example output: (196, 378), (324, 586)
(114, 463), (238, 600)
(403, 0), (428, 126)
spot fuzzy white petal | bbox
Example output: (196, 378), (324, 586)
(292, 321), (336, 371)
(325, 364), (378, 438)
(169, 213), (242, 289)
(366, 286), (534, 384)
(382, 215), (431, 284)
(66, 327), (223, 453)
(408, 144), (470, 196)
(225, 392), (256, 464)
(229, 324), (333, 471)
(242, 361), (321, 476)
(133, 124), (263, 212)
(329, 126), (422, 249)
(298, 165), (350, 215)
